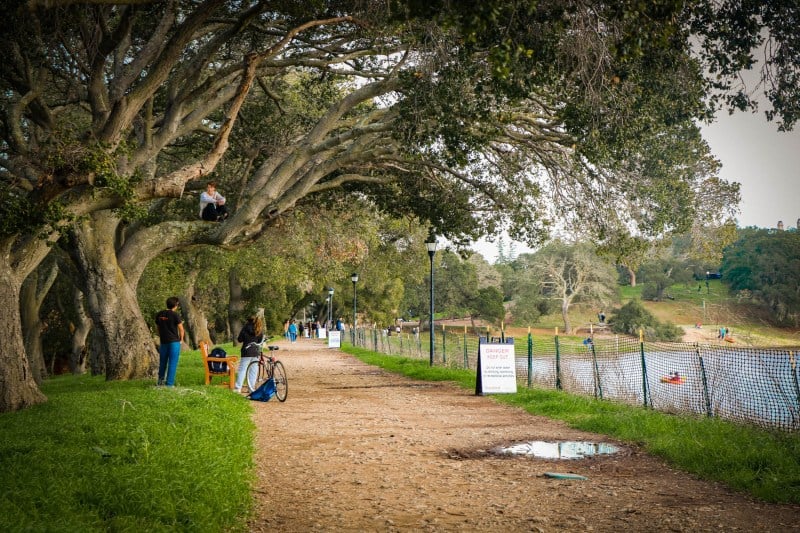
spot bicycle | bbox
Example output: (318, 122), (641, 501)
(244, 339), (288, 402)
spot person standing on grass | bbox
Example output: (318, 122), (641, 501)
(234, 315), (264, 393)
(155, 296), (184, 387)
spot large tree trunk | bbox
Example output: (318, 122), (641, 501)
(69, 287), (92, 375)
(179, 268), (211, 349)
(0, 263), (47, 412)
(71, 212), (158, 380)
(179, 294), (210, 350)
(228, 270), (244, 347)
(20, 256), (59, 384)
(561, 299), (572, 334)
(19, 282), (46, 384)
(627, 266), (637, 287)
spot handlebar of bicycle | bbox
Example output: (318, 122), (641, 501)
(244, 336), (279, 352)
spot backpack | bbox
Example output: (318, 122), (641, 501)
(208, 347), (228, 373)
(249, 377), (276, 402)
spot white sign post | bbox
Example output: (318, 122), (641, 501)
(318, 327), (327, 339)
(476, 340), (517, 395)
(328, 330), (341, 348)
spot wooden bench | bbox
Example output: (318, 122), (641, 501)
(199, 341), (239, 389)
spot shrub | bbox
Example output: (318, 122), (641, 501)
(640, 282), (660, 301)
(609, 300), (682, 341)
(654, 321), (683, 342)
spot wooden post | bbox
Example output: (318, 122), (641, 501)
(527, 326), (533, 388)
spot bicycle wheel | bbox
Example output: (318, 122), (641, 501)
(246, 360), (269, 393)
(271, 360), (288, 402)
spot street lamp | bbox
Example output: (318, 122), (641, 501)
(351, 273), (359, 344)
(426, 236), (438, 366)
(328, 287), (334, 329)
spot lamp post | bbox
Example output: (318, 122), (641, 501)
(328, 287), (334, 330)
(351, 273), (359, 344)
(426, 237), (438, 366)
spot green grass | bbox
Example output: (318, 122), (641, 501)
(0, 346), (254, 532)
(343, 345), (800, 504)
(620, 279), (730, 305)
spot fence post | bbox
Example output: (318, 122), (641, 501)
(591, 342), (603, 399)
(639, 329), (649, 408)
(527, 327), (533, 388)
(790, 351), (800, 427)
(696, 344), (713, 417)
(554, 327), (562, 390)
(463, 325), (469, 369)
(442, 324), (447, 364)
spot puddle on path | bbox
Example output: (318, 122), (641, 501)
(493, 441), (619, 459)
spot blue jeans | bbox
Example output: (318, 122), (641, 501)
(158, 341), (181, 386)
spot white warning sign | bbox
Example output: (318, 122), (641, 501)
(478, 342), (517, 394)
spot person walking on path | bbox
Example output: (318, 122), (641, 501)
(155, 296), (184, 387)
(288, 320), (298, 343)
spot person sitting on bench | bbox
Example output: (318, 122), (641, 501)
(199, 181), (229, 221)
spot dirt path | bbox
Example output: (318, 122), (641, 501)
(248, 340), (800, 532)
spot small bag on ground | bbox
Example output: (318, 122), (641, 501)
(249, 377), (276, 402)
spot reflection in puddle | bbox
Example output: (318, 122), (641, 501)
(495, 441), (619, 459)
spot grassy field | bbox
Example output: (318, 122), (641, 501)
(342, 345), (800, 504)
(0, 345), (254, 533)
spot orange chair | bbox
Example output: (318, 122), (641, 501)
(199, 341), (239, 389)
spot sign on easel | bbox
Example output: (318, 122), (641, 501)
(475, 338), (517, 395)
(328, 330), (341, 348)
(318, 327), (327, 339)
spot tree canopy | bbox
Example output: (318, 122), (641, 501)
(721, 228), (800, 326)
(3, 0), (774, 250)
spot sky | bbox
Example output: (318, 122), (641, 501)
(702, 112), (800, 230)
(472, 111), (800, 263)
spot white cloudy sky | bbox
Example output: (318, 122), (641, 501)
(472, 111), (799, 262)
(702, 112), (799, 230)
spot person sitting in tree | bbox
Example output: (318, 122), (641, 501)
(199, 181), (229, 221)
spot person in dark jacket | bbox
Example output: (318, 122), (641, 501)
(233, 315), (264, 392)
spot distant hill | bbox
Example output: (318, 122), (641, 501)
(506, 279), (799, 346)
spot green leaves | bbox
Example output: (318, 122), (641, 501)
(721, 228), (800, 326)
